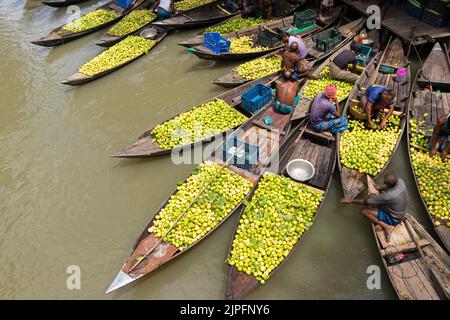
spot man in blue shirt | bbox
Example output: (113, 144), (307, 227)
(362, 85), (396, 129)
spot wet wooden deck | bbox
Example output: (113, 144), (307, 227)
(340, 0), (450, 45)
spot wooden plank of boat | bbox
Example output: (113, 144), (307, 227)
(150, 0), (241, 31)
(96, 0), (159, 47)
(42, 0), (91, 7)
(213, 18), (364, 88)
(112, 73), (281, 158)
(106, 99), (293, 293)
(187, 6), (343, 62)
(177, 0), (307, 48)
(32, 0), (142, 47)
(337, 37), (410, 199)
(416, 42), (450, 92)
(367, 177), (450, 300)
(225, 119), (337, 299)
(62, 26), (168, 86)
(406, 45), (450, 253)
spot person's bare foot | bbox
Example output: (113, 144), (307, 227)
(385, 225), (395, 243)
(323, 131), (333, 137)
(375, 225), (383, 231)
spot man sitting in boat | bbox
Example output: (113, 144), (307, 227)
(341, 171), (408, 242)
(430, 113), (450, 158)
(362, 85), (396, 130)
(328, 44), (360, 84)
(273, 72), (300, 114)
(281, 42), (313, 81)
(151, 0), (174, 20)
(279, 32), (308, 61)
(309, 84), (348, 133)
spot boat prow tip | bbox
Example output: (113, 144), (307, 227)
(106, 270), (135, 294)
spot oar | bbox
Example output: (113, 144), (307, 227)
(216, 5), (232, 16)
(278, 119), (310, 167)
(404, 218), (450, 299)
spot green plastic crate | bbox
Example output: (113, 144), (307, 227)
(315, 28), (342, 53)
(293, 9), (317, 29)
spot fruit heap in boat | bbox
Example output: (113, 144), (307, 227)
(78, 36), (156, 76)
(151, 99), (248, 149)
(229, 36), (269, 53)
(175, 0), (214, 11)
(302, 67), (354, 101)
(107, 9), (157, 36)
(148, 161), (254, 250)
(409, 119), (450, 228)
(205, 17), (266, 35)
(228, 173), (323, 283)
(60, 9), (118, 33)
(235, 55), (282, 80)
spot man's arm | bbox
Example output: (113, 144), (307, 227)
(340, 198), (365, 205)
(430, 116), (444, 156)
(380, 103), (394, 129)
(366, 100), (374, 127)
(151, 0), (160, 11)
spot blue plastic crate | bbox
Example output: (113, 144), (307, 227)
(422, 8), (448, 28)
(222, 136), (259, 171)
(203, 32), (230, 54)
(241, 84), (273, 114)
(115, 0), (133, 8)
(406, 0), (424, 19)
(355, 44), (372, 67)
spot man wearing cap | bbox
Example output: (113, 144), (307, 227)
(310, 84), (348, 133)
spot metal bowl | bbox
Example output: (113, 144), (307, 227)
(140, 27), (158, 40)
(286, 159), (315, 182)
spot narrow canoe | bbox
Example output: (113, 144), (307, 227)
(213, 17), (365, 88)
(106, 96), (293, 293)
(150, 0), (241, 31)
(187, 6), (343, 62)
(42, 0), (91, 7)
(177, 0), (307, 48)
(97, 0), (158, 47)
(406, 42), (450, 253)
(337, 37), (411, 199)
(112, 73), (281, 158)
(367, 177), (450, 300)
(225, 110), (338, 299)
(32, 0), (142, 47)
(62, 26), (168, 86)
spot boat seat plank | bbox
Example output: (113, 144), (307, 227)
(309, 145), (332, 189)
(380, 239), (430, 256)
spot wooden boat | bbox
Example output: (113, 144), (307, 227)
(187, 6), (343, 62)
(213, 18), (364, 88)
(416, 42), (450, 92)
(177, 0), (307, 48)
(407, 42), (450, 253)
(225, 115), (338, 299)
(32, 0), (142, 47)
(337, 37), (410, 199)
(62, 26), (168, 86)
(42, 0), (90, 7)
(112, 73), (281, 158)
(367, 177), (450, 300)
(97, 0), (158, 47)
(106, 95), (293, 293)
(150, 0), (241, 31)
